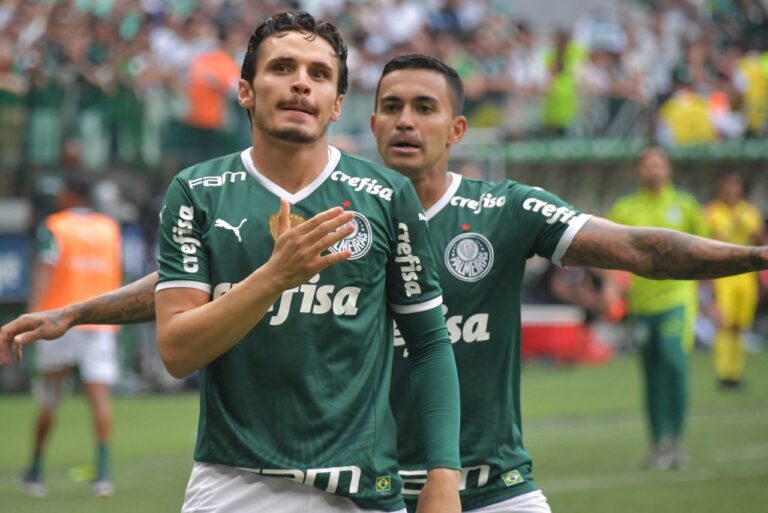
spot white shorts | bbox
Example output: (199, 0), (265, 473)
(36, 328), (119, 385)
(182, 462), (406, 513)
(469, 490), (552, 513)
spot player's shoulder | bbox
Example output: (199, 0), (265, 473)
(335, 149), (411, 188)
(488, 178), (569, 208)
(173, 150), (247, 184)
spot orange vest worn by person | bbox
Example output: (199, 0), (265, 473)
(37, 209), (122, 331)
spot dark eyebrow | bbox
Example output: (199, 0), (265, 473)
(265, 56), (335, 74)
(379, 95), (404, 104)
(309, 61), (335, 74)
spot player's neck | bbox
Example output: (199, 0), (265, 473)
(411, 165), (451, 211)
(250, 135), (329, 193)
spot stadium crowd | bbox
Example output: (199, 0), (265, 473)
(1, 0), (768, 181)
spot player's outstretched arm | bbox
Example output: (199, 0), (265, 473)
(156, 200), (354, 378)
(0, 272), (159, 366)
(563, 217), (768, 279)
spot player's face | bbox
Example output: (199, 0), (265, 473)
(371, 69), (466, 179)
(239, 31), (343, 144)
(636, 148), (672, 192)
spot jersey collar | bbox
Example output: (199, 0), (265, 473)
(240, 145), (341, 204)
(424, 172), (462, 221)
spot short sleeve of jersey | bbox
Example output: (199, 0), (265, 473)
(512, 184), (591, 266)
(35, 222), (58, 264)
(156, 176), (211, 293)
(387, 181), (443, 314)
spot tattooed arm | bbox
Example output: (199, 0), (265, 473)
(562, 217), (768, 279)
(0, 272), (158, 365)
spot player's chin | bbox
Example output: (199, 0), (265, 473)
(272, 125), (322, 144)
(384, 157), (422, 177)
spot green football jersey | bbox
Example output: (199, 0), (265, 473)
(157, 146), (452, 511)
(391, 173), (591, 511)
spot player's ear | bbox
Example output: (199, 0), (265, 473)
(238, 79), (255, 110)
(369, 112), (376, 132)
(330, 95), (344, 122)
(448, 115), (467, 146)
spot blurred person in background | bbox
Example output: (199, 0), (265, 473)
(0, 34), (29, 179)
(178, 25), (241, 165)
(21, 174), (122, 498)
(705, 172), (767, 389)
(606, 146), (708, 470)
(541, 30), (585, 137)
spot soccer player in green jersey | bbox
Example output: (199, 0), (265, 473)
(4, 52), (768, 513)
(3, 13), (464, 513)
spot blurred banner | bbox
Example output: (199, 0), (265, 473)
(0, 233), (30, 303)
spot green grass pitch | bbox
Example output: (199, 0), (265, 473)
(0, 349), (766, 513)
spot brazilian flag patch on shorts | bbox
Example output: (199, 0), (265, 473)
(501, 470), (524, 487)
(375, 475), (392, 493)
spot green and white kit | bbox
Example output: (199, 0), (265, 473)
(390, 172), (590, 511)
(157, 147), (460, 512)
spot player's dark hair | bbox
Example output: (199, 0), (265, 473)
(62, 174), (92, 202)
(376, 54), (465, 115)
(241, 11), (348, 95)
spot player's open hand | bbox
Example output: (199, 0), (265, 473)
(0, 308), (74, 365)
(267, 199), (354, 290)
(415, 468), (461, 513)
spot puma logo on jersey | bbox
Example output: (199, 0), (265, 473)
(450, 193), (506, 214)
(188, 171), (246, 188)
(215, 218), (247, 242)
(523, 197), (577, 225)
(418, 213), (427, 222)
(331, 170), (394, 201)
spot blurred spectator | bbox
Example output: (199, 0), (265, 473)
(1, 0), (767, 196)
(657, 79), (719, 145)
(179, 27), (240, 166)
(502, 22), (548, 138)
(0, 36), (29, 175)
(705, 172), (767, 389)
(541, 30), (585, 137)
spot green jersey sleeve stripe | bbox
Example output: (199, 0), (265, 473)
(390, 296), (443, 314)
(155, 280), (212, 294)
(551, 214), (592, 267)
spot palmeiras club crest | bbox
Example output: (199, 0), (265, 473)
(444, 232), (494, 282)
(327, 211), (373, 260)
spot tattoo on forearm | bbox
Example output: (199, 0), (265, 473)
(73, 288), (155, 325)
(571, 223), (768, 279)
